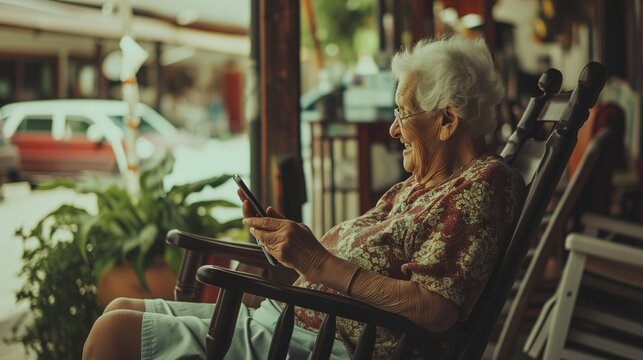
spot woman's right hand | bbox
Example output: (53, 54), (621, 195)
(238, 188), (330, 277)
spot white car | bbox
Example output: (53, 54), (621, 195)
(0, 99), (195, 181)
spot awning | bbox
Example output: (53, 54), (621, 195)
(0, 0), (250, 56)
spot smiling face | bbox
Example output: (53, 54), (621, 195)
(390, 80), (441, 178)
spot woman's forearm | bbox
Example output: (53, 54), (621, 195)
(306, 254), (360, 294)
(307, 255), (458, 332)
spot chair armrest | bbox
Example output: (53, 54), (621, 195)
(565, 233), (643, 267)
(580, 213), (643, 240)
(196, 265), (468, 344)
(166, 229), (291, 271)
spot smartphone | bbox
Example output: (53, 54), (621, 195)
(232, 174), (277, 266)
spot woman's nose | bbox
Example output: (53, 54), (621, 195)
(389, 118), (400, 138)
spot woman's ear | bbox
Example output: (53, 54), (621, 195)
(438, 107), (460, 141)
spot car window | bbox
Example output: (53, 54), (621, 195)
(108, 115), (155, 134)
(65, 115), (92, 135)
(16, 116), (53, 133)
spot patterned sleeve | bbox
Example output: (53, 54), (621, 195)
(401, 167), (523, 318)
(362, 179), (409, 217)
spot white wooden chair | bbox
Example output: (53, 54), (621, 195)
(524, 215), (643, 359)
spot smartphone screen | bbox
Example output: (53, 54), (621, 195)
(233, 174), (268, 217)
(232, 174), (277, 266)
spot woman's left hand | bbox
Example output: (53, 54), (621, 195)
(242, 208), (331, 278)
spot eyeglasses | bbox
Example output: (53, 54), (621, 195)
(393, 108), (427, 126)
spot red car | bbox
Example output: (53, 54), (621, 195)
(0, 100), (189, 183)
(0, 99), (202, 181)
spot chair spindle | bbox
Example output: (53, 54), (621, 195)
(353, 323), (377, 360)
(393, 333), (412, 360)
(311, 313), (336, 360)
(267, 304), (295, 360)
(206, 288), (243, 360)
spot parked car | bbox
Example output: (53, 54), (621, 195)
(0, 115), (21, 193)
(0, 99), (196, 182)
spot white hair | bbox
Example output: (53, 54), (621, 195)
(391, 35), (504, 137)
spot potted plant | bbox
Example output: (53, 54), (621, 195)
(7, 152), (244, 359)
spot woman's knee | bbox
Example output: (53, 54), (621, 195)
(83, 309), (142, 360)
(103, 297), (146, 313)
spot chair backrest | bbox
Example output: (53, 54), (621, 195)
(501, 69), (564, 187)
(574, 103), (626, 216)
(501, 68), (562, 164)
(457, 62), (607, 360)
(492, 118), (624, 360)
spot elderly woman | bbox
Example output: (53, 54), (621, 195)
(83, 35), (525, 359)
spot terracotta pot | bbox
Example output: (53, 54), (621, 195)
(97, 261), (177, 307)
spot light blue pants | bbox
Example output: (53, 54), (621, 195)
(141, 298), (350, 359)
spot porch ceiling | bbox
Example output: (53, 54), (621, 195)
(0, 0), (250, 56)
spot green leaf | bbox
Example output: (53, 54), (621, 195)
(76, 213), (101, 262)
(139, 151), (174, 192)
(133, 255), (149, 291)
(14, 226), (24, 237)
(137, 224), (159, 258)
(218, 218), (244, 233)
(101, 218), (127, 238)
(159, 198), (188, 231)
(119, 224), (157, 260)
(36, 178), (77, 191)
(132, 224), (158, 290)
(188, 199), (239, 210)
(96, 190), (143, 234)
(95, 258), (117, 283)
(38, 176), (118, 195)
(168, 174), (232, 204)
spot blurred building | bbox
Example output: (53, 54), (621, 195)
(0, 0), (251, 137)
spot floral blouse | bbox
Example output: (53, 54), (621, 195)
(292, 153), (526, 358)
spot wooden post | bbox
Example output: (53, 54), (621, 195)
(483, 0), (496, 56)
(377, 0), (387, 52)
(392, 0), (404, 51)
(638, 0), (643, 157)
(258, 0), (302, 218)
(392, 0), (434, 50)
(409, 0), (434, 42)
